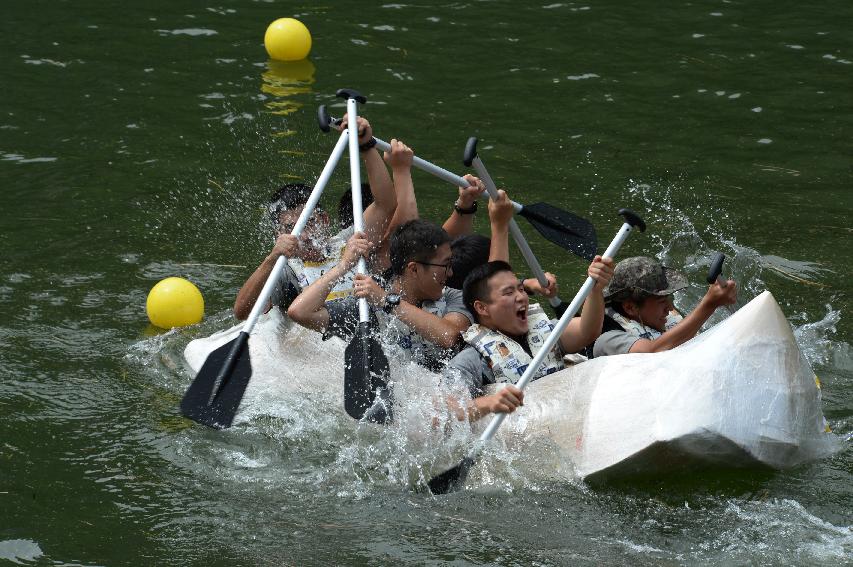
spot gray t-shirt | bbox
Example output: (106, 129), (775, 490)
(323, 287), (474, 372)
(592, 329), (640, 357)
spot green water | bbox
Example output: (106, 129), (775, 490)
(1, 1), (850, 565)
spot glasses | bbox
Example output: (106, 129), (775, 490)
(417, 261), (453, 275)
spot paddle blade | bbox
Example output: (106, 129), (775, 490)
(344, 322), (392, 423)
(519, 203), (598, 260)
(427, 455), (476, 495)
(179, 332), (252, 429)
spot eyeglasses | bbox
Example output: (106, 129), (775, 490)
(417, 261), (453, 275)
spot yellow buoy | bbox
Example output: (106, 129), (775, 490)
(146, 277), (204, 329)
(264, 18), (312, 62)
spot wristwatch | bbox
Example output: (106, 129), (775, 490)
(454, 200), (478, 215)
(383, 293), (401, 313)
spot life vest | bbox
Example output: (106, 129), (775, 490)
(605, 307), (683, 340)
(376, 289), (458, 372)
(462, 303), (565, 385)
(285, 228), (355, 301)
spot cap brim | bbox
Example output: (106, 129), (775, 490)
(647, 267), (688, 295)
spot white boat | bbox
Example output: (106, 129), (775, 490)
(491, 290), (837, 481)
(183, 291), (837, 481)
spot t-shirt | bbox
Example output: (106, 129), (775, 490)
(323, 287), (474, 372)
(592, 329), (641, 357)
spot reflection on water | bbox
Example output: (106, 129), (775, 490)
(261, 59), (316, 124)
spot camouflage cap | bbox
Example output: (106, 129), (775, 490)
(603, 256), (688, 302)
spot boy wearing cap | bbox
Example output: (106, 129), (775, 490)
(592, 256), (737, 357)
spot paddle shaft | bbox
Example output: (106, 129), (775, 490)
(474, 219), (638, 445)
(371, 137), (525, 215)
(469, 154), (564, 311)
(206, 130), (348, 404)
(346, 98), (370, 323)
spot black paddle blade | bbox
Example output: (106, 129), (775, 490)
(519, 202), (598, 261)
(427, 455), (476, 495)
(179, 332), (252, 429)
(344, 322), (391, 423)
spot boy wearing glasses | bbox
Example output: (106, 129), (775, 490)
(288, 219), (474, 372)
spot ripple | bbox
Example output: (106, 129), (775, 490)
(156, 28), (218, 37)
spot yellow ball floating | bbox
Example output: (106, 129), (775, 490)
(264, 18), (312, 62)
(146, 277), (204, 329)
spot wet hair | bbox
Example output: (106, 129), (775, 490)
(268, 183), (324, 231)
(389, 219), (451, 277)
(337, 183), (374, 228)
(446, 234), (491, 290)
(462, 260), (515, 319)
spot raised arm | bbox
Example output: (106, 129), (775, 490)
(628, 280), (737, 353)
(234, 233), (299, 320)
(487, 189), (514, 262)
(559, 256), (614, 353)
(442, 174), (485, 238)
(287, 232), (371, 331)
(384, 139), (418, 232)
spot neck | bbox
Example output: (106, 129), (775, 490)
(396, 276), (423, 304)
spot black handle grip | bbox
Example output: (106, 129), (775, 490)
(463, 137), (479, 167)
(335, 88), (367, 104)
(707, 252), (726, 284)
(618, 208), (646, 232)
(317, 105), (331, 132)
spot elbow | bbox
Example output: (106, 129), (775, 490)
(286, 302), (303, 323)
(233, 303), (248, 321)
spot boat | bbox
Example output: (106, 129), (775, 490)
(183, 291), (837, 481)
(489, 290), (837, 481)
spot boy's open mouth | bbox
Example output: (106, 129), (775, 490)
(516, 306), (528, 323)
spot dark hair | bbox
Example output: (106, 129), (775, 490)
(389, 219), (451, 277)
(337, 183), (374, 228)
(268, 183), (323, 230)
(446, 234), (491, 289)
(462, 260), (515, 319)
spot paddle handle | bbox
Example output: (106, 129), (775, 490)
(477, 215), (641, 444)
(243, 130), (349, 332)
(468, 153), (564, 311)
(346, 97), (371, 323)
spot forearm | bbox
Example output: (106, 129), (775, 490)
(233, 254), (278, 320)
(560, 290), (605, 352)
(442, 210), (474, 238)
(387, 168), (418, 235)
(394, 302), (464, 348)
(489, 223), (510, 262)
(362, 150), (395, 242)
(630, 300), (716, 353)
(286, 263), (348, 328)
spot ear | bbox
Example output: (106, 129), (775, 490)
(622, 300), (640, 319)
(405, 261), (419, 277)
(316, 210), (330, 223)
(473, 299), (489, 318)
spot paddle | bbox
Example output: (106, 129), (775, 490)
(427, 208), (646, 494)
(179, 128), (350, 429)
(317, 106), (597, 260)
(463, 136), (572, 317)
(707, 252), (736, 314)
(338, 89), (393, 424)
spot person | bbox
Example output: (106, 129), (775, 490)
(591, 256), (737, 357)
(440, 190), (614, 422)
(287, 219), (475, 371)
(442, 257), (614, 423)
(233, 116), (397, 319)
